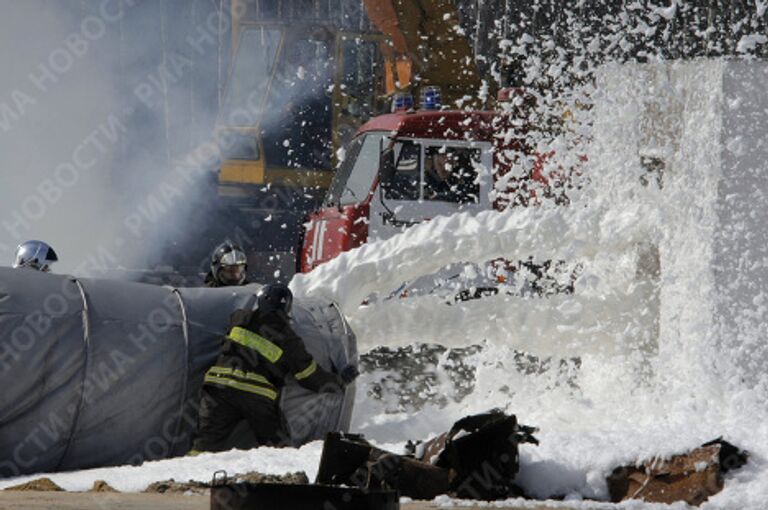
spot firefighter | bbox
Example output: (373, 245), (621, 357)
(12, 240), (58, 272)
(204, 240), (248, 287)
(191, 283), (359, 452)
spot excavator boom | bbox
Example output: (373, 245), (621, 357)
(364, 0), (483, 104)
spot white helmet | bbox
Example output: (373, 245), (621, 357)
(13, 240), (58, 272)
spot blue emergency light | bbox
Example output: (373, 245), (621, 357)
(420, 86), (442, 110)
(392, 93), (414, 112)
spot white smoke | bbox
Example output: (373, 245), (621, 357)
(0, 3), (126, 274)
(0, 1), (227, 277)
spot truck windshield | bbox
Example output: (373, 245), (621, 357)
(325, 134), (382, 206)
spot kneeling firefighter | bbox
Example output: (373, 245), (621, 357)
(192, 284), (359, 452)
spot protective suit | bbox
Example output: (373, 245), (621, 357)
(193, 306), (346, 452)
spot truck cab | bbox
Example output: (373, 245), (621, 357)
(299, 99), (546, 274)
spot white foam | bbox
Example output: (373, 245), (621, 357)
(299, 59), (768, 508)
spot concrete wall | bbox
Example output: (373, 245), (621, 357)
(592, 58), (768, 386)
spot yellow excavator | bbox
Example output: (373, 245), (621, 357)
(216, 0), (483, 196)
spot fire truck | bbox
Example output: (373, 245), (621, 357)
(298, 88), (581, 297)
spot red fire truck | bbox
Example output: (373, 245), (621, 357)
(298, 89), (578, 295)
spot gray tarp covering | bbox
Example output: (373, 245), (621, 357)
(0, 268), (356, 477)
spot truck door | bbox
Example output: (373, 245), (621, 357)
(370, 139), (492, 241)
(301, 132), (385, 271)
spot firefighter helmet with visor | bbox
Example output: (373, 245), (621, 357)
(210, 240), (248, 286)
(256, 284), (293, 316)
(13, 240), (58, 272)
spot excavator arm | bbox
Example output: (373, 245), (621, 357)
(363, 0), (482, 104)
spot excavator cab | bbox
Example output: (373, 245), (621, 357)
(332, 32), (392, 158)
(216, 23), (390, 196)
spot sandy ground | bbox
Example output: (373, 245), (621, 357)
(0, 492), (607, 510)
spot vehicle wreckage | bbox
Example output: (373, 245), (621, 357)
(208, 410), (747, 509)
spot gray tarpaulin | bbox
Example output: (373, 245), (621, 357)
(0, 267), (356, 477)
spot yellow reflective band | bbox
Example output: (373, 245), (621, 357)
(295, 361), (317, 381)
(206, 366), (271, 386)
(204, 374), (278, 400)
(228, 327), (284, 363)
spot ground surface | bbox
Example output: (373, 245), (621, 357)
(0, 492), (607, 510)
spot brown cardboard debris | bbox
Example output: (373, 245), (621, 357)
(607, 440), (747, 506)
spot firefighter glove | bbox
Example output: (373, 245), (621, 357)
(340, 365), (360, 384)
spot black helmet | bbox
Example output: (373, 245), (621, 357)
(210, 240), (247, 286)
(256, 284), (293, 315)
(13, 240), (58, 272)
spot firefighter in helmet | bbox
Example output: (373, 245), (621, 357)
(13, 240), (58, 272)
(204, 240), (248, 287)
(191, 284), (359, 452)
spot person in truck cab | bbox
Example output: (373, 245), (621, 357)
(204, 240), (249, 287)
(424, 148), (478, 203)
(190, 284), (359, 452)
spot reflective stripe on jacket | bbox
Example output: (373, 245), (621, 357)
(203, 365), (278, 400)
(205, 309), (343, 397)
(228, 327), (284, 363)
